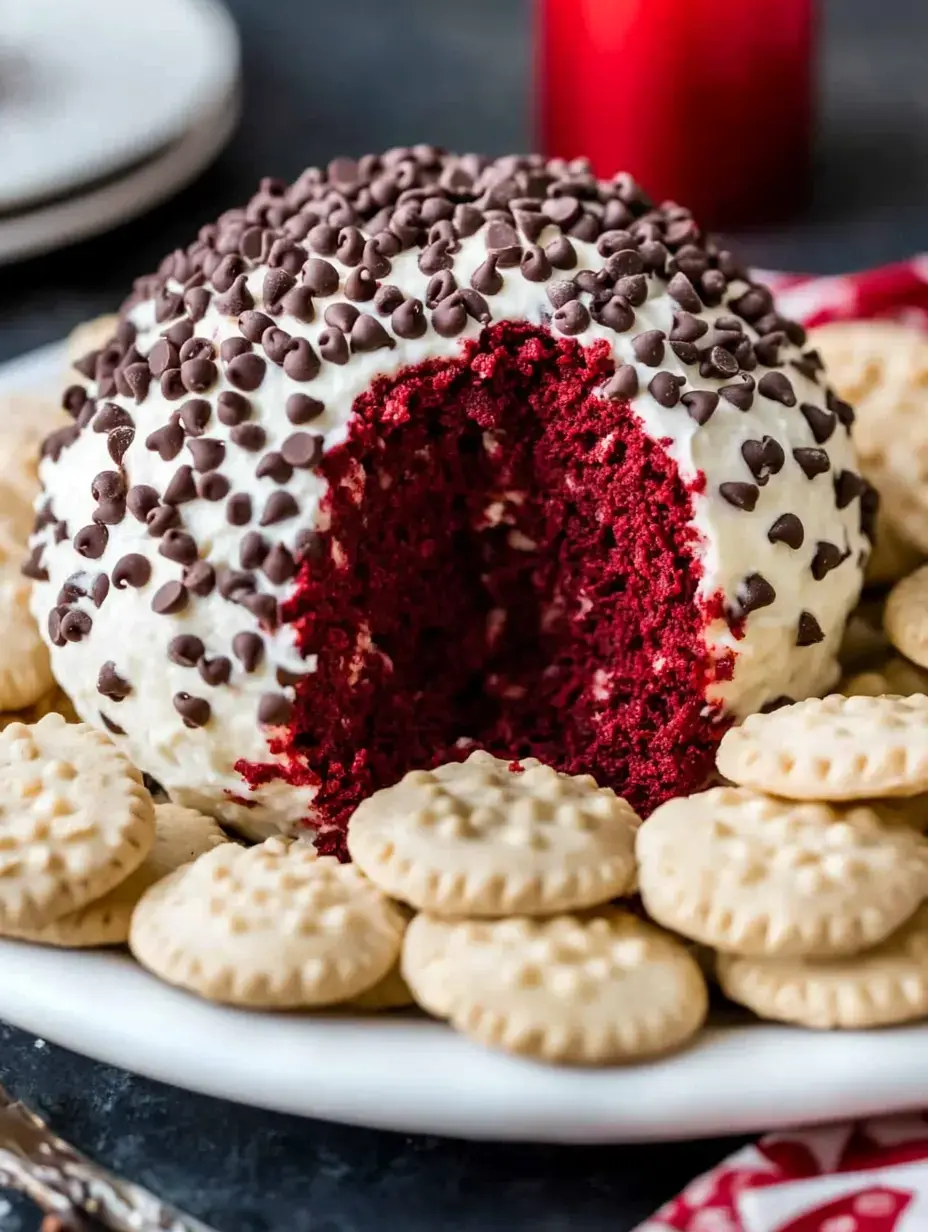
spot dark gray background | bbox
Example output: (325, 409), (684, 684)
(0, 0), (926, 1228)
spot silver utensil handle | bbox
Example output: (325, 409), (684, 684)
(0, 1083), (218, 1232)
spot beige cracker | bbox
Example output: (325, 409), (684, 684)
(716, 693), (928, 800)
(347, 752), (639, 917)
(885, 565), (928, 669)
(3, 803), (228, 948)
(812, 320), (928, 553)
(402, 909), (707, 1065)
(865, 512), (924, 588)
(0, 713), (155, 928)
(718, 904), (928, 1029)
(129, 836), (407, 1008)
(840, 656), (928, 699)
(636, 786), (928, 957)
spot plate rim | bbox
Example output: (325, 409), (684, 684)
(0, 0), (241, 211)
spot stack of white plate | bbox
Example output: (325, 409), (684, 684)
(0, 0), (241, 264)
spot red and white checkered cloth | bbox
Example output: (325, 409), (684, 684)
(634, 256), (928, 1232)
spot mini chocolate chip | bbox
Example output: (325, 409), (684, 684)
(595, 296), (635, 333)
(547, 280), (577, 309)
(352, 315), (395, 352)
(169, 635), (204, 667)
(184, 288), (211, 323)
(197, 473), (230, 502)
(700, 346), (739, 380)
(257, 694), (294, 726)
(184, 561), (216, 596)
(286, 393), (324, 424)
(93, 403), (133, 433)
(796, 611), (825, 647)
(112, 554), (152, 588)
(720, 482), (759, 511)
(425, 271), (457, 308)
(226, 493), (252, 525)
(719, 377), (755, 411)
(121, 362), (151, 404)
(667, 272), (702, 313)
(742, 437), (785, 485)
(147, 339), (178, 377)
(648, 372), (684, 408)
(485, 221), (522, 267)
(21, 547), (48, 583)
(753, 331), (787, 368)
(48, 608), (65, 646)
(216, 274), (255, 317)
(160, 369), (186, 401)
(552, 301), (590, 336)
(163, 319), (194, 348)
(232, 631), (264, 672)
(680, 389), (719, 425)
(767, 513), (805, 549)
(520, 245), (551, 282)
(283, 339), (320, 381)
(542, 195), (581, 227)
(545, 235), (577, 270)
(239, 310), (274, 343)
(98, 662), (131, 701)
(159, 530), (198, 565)
(227, 353), (267, 391)
(614, 273), (648, 307)
(61, 609), (92, 642)
(230, 423), (266, 451)
(256, 452), (293, 483)
(793, 447), (830, 480)
(219, 337), (252, 365)
(826, 388), (856, 430)
(242, 592), (278, 624)
(471, 256), (503, 296)
(281, 432), (324, 469)
(730, 285), (774, 323)
(198, 656), (232, 687)
(670, 341), (698, 365)
(180, 358), (217, 394)
(319, 328), (350, 364)
(91, 470), (125, 502)
(74, 524), (107, 559)
(152, 581), (188, 614)
(163, 465), (197, 505)
(217, 391), (251, 426)
(106, 427), (134, 465)
(811, 541), (844, 580)
(324, 303), (359, 334)
(263, 544), (297, 584)
(632, 329), (665, 366)
(374, 284), (404, 315)
(799, 402), (836, 444)
(240, 531), (269, 569)
(834, 469), (867, 509)
(178, 399), (211, 436)
(295, 529), (325, 562)
(280, 285), (316, 323)
(264, 268), (296, 307)
(758, 371), (796, 407)
(603, 365), (639, 400)
(173, 692), (211, 728)
(432, 296), (468, 338)
(737, 573), (776, 617)
(260, 491), (299, 526)
(392, 298), (427, 339)
(303, 258), (340, 297)
(262, 326), (293, 366)
(345, 267), (376, 302)
(187, 438), (225, 472)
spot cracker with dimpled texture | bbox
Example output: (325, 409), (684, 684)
(717, 904), (928, 1029)
(839, 656), (928, 699)
(636, 786), (928, 957)
(0, 713), (155, 928)
(885, 565), (928, 669)
(3, 803), (228, 948)
(813, 321), (928, 553)
(717, 694), (928, 800)
(865, 512), (924, 588)
(402, 909), (707, 1065)
(0, 515), (53, 710)
(129, 837), (407, 1008)
(347, 751), (639, 917)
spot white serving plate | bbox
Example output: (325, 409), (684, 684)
(0, 0), (240, 211)
(2, 343), (927, 1143)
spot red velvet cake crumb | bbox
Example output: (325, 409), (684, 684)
(237, 323), (731, 856)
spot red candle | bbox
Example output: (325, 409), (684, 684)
(538, 0), (817, 228)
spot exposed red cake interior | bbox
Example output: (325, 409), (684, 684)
(237, 323), (731, 855)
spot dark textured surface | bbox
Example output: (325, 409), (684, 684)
(0, 0), (926, 1228)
